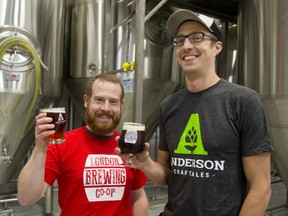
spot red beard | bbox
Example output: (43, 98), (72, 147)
(85, 108), (121, 136)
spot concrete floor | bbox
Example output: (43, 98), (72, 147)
(0, 176), (287, 216)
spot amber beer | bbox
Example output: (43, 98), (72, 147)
(41, 107), (66, 144)
(119, 122), (145, 153)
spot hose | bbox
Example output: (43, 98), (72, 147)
(0, 36), (42, 137)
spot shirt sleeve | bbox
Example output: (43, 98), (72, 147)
(44, 144), (61, 185)
(239, 92), (273, 156)
(158, 105), (169, 152)
(131, 169), (147, 190)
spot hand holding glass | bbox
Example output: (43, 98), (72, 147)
(40, 107), (66, 144)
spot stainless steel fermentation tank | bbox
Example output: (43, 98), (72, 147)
(0, 0), (183, 186)
(238, 0), (288, 189)
(65, 0), (183, 139)
(0, 0), (65, 185)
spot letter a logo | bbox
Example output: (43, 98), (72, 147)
(174, 113), (208, 155)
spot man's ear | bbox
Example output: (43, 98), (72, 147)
(83, 95), (89, 108)
(214, 41), (223, 56)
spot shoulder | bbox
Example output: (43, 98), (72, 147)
(217, 80), (266, 114)
(65, 126), (85, 135)
(219, 79), (261, 100)
(161, 88), (187, 105)
(220, 79), (256, 93)
(64, 127), (86, 140)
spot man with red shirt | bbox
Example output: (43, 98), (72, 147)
(17, 73), (148, 216)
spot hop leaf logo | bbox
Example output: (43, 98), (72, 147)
(174, 114), (208, 155)
(186, 126), (197, 143)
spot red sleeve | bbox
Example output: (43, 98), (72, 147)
(131, 168), (147, 190)
(44, 144), (61, 185)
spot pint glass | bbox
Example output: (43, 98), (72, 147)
(40, 107), (66, 144)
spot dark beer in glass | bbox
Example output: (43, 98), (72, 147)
(118, 122), (145, 153)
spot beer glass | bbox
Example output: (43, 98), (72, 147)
(40, 107), (66, 144)
(118, 122), (145, 165)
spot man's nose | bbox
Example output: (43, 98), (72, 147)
(101, 100), (110, 110)
(183, 37), (194, 48)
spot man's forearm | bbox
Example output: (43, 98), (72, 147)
(239, 188), (272, 216)
(131, 188), (149, 216)
(17, 146), (47, 206)
(140, 157), (170, 186)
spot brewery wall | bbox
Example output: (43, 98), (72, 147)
(64, 0), (185, 139)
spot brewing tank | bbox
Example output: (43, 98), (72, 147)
(0, 0), (65, 185)
(65, 0), (184, 140)
(238, 0), (288, 188)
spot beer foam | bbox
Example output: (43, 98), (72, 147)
(41, 107), (65, 113)
(122, 122), (145, 131)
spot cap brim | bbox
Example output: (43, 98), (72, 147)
(167, 9), (213, 36)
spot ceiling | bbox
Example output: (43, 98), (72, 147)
(165, 0), (239, 23)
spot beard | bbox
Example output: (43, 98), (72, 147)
(85, 107), (121, 136)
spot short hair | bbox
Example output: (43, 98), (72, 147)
(85, 73), (125, 101)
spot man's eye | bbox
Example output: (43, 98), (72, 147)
(176, 37), (185, 44)
(192, 35), (201, 41)
(95, 98), (104, 103)
(110, 100), (119, 105)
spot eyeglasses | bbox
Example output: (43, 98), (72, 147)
(172, 32), (217, 47)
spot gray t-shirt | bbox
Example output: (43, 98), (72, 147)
(159, 79), (273, 216)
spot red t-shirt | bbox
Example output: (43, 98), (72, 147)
(45, 127), (147, 216)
